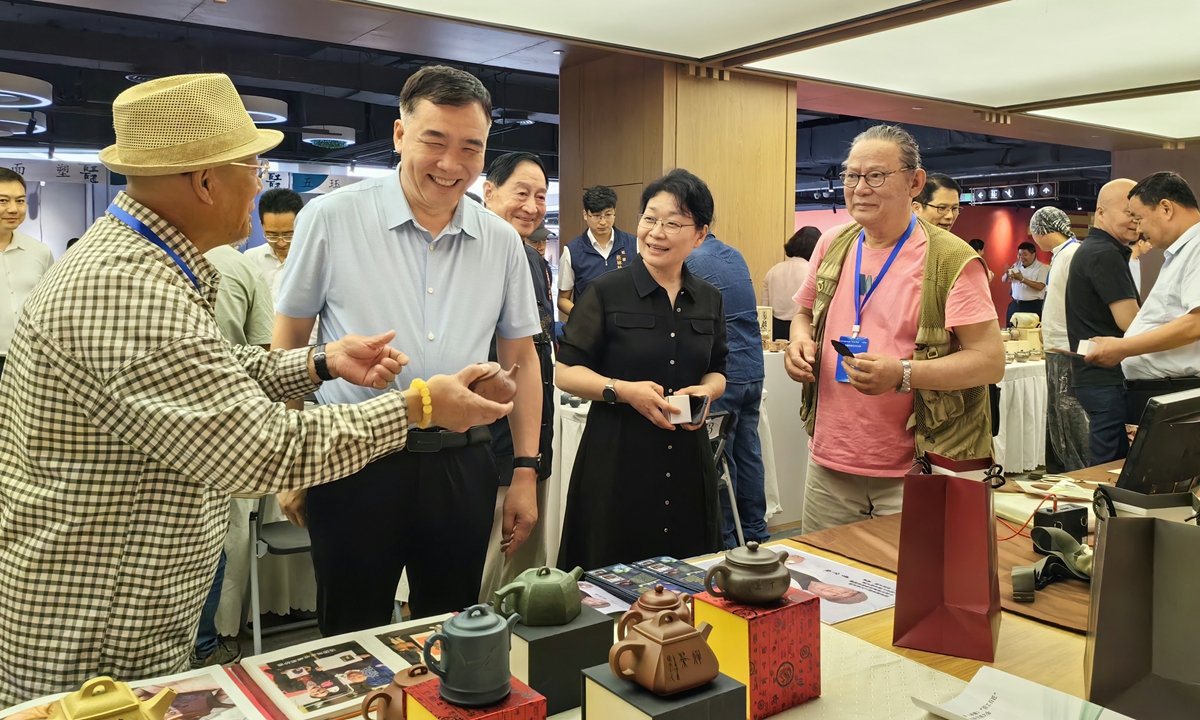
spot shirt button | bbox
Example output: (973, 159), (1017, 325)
(670, 332), (675, 338)
(676, 308), (682, 313)
(665, 500), (670, 506)
(667, 445), (673, 450)
(429, 243), (435, 250)
(666, 472), (671, 478)
(427, 333), (435, 340)
(670, 359), (675, 365)
(663, 528), (669, 533)
(427, 287), (434, 294)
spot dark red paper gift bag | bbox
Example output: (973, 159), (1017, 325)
(892, 453), (1002, 662)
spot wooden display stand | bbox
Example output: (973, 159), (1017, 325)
(581, 663), (745, 720)
(511, 605), (614, 715)
(694, 589), (821, 719)
(405, 677), (546, 720)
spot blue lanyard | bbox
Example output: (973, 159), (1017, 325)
(107, 203), (201, 295)
(1050, 238), (1076, 268)
(853, 214), (917, 337)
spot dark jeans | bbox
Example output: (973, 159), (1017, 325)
(306, 443), (497, 636)
(712, 381), (769, 548)
(772, 318), (791, 344)
(1005, 299), (1044, 326)
(1075, 385), (1129, 464)
(195, 550), (226, 659)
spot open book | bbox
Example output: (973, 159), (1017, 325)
(913, 666), (1134, 719)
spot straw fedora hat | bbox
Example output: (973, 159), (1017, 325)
(100, 73), (283, 176)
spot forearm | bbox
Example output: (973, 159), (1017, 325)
(555, 363), (610, 401)
(700, 372), (726, 401)
(229, 343), (321, 403)
(910, 344), (1005, 390)
(498, 338), (542, 458)
(1117, 312), (1200, 358)
(557, 292), (574, 318)
(791, 308), (814, 344)
(1021, 279), (1046, 292)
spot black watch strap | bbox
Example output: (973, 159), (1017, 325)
(312, 344), (334, 382)
(512, 455), (541, 471)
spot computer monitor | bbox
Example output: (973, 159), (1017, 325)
(1117, 387), (1200, 495)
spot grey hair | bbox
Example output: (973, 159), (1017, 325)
(848, 124), (922, 170)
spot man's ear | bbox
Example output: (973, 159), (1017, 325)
(189, 169), (215, 206)
(482, 180), (496, 208)
(393, 118), (405, 154)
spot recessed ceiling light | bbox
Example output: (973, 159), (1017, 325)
(0, 72), (52, 109)
(240, 95), (289, 125)
(0, 109), (46, 137)
(552, 49), (565, 55)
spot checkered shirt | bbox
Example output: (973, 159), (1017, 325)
(0, 193), (410, 705)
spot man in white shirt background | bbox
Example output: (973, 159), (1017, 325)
(248, 187), (303, 301)
(1002, 240), (1049, 325)
(557, 185), (637, 321)
(0, 168), (53, 378)
(1084, 172), (1200, 421)
(1029, 207), (1089, 472)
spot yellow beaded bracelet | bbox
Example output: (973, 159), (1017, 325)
(409, 378), (433, 429)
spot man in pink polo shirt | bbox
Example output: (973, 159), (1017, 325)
(785, 125), (1004, 533)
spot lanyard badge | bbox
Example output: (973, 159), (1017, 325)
(851, 214), (916, 338)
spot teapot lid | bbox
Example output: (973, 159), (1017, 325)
(634, 612), (702, 643)
(725, 541), (784, 568)
(525, 566), (567, 582)
(636, 584), (684, 610)
(447, 604), (508, 635)
(61, 678), (141, 720)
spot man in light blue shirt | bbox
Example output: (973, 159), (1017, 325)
(272, 66), (543, 634)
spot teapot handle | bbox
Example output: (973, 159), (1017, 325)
(361, 691), (390, 720)
(616, 610), (644, 641)
(423, 632), (448, 679)
(493, 583), (524, 618)
(608, 641), (643, 679)
(704, 564), (730, 598)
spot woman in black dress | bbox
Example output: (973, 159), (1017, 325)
(556, 169), (728, 571)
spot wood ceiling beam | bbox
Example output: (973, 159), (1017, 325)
(1000, 79), (1200, 114)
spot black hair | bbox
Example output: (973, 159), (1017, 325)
(1128, 171), (1199, 210)
(465, 191), (482, 203)
(583, 186), (618, 214)
(0, 167), (26, 190)
(640, 169), (714, 228)
(786, 226), (821, 260)
(258, 188), (303, 221)
(968, 238), (985, 252)
(66, 237), (79, 249)
(485, 152), (547, 188)
(915, 173), (961, 205)
(1018, 241), (1037, 254)
(400, 65), (492, 122)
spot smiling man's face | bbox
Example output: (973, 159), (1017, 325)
(394, 98), (489, 220)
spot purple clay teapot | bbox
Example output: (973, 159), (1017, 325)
(468, 362), (520, 404)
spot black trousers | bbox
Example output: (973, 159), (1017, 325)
(306, 444), (497, 636)
(772, 318), (792, 344)
(1005, 299), (1044, 326)
(1125, 377), (1200, 424)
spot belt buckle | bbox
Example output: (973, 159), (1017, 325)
(407, 432), (443, 453)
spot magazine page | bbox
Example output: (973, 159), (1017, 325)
(577, 579), (631, 614)
(368, 613), (454, 668)
(0, 667), (259, 720)
(912, 666), (1134, 720)
(690, 544), (896, 625)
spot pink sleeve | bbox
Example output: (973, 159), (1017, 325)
(793, 227), (842, 308)
(946, 258), (999, 329)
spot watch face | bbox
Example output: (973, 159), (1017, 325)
(603, 387), (617, 402)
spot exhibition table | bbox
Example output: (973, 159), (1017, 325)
(993, 359), (1047, 472)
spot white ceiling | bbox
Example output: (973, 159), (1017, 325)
(354, 0), (916, 58)
(1031, 91), (1200, 140)
(746, 0), (1200, 108)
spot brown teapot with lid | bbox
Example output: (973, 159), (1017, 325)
(703, 541), (790, 605)
(360, 665), (433, 720)
(617, 584), (692, 640)
(608, 611), (719, 695)
(468, 362), (519, 404)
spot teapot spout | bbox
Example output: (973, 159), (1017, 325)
(698, 622), (713, 641)
(141, 688), (178, 720)
(569, 566), (584, 582)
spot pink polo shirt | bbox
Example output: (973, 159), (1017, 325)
(795, 223), (996, 477)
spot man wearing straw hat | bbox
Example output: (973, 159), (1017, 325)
(0, 73), (513, 704)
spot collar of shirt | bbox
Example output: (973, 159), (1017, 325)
(630, 254), (702, 301)
(2, 232), (30, 253)
(110, 192), (219, 305)
(1051, 240), (1074, 258)
(586, 226), (617, 252)
(1164, 220), (1200, 261)
(384, 169), (481, 241)
(1085, 227), (1133, 259)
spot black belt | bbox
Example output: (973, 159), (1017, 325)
(1124, 377), (1200, 392)
(405, 426), (492, 453)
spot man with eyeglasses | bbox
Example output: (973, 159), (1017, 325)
(1002, 242), (1049, 325)
(0, 167), (53, 379)
(785, 124), (1003, 533)
(558, 185), (637, 320)
(248, 187), (304, 301)
(912, 173), (963, 232)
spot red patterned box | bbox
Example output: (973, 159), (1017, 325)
(405, 677), (547, 720)
(694, 589), (820, 719)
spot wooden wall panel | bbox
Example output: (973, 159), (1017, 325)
(558, 63), (584, 243)
(581, 55), (647, 187)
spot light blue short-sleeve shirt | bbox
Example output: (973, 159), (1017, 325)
(277, 170), (540, 405)
(1122, 221), (1200, 380)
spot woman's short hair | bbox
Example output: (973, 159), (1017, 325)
(786, 226), (821, 259)
(640, 169), (714, 228)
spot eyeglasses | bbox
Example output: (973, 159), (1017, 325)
(230, 160), (272, 179)
(923, 203), (961, 215)
(264, 232), (293, 243)
(839, 166), (914, 188)
(586, 211), (616, 221)
(638, 215), (695, 235)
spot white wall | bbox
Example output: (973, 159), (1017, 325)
(15, 182), (89, 258)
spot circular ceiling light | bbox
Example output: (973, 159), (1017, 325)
(491, 109), (534, 126)
(0, 72), (53, 109)
(240, 95), (288, 125)
(0, 110), (47, 137)
(125, 74), (158, 84)
(302, 125), (356, 149)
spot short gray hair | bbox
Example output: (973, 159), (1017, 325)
(849, 124), (922, 170)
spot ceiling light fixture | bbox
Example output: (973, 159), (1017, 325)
(0, 72), (53, 109)
(240, 95), (289, 125)
(911, 106), (923, 110)
(491, 109), (535, 127)
(0, 109), (46, 137)
(552, 49), (565, 55)
(125, 74), (158, 85)
(302, 125), (356, 149)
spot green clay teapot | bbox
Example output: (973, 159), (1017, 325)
(494, 566), (584, 626)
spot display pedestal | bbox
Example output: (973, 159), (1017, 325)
(581, 663), (745, 720)
(405, 677), (546, 720)
(510, 604), (614, 715)
(694, 589), (821, 719)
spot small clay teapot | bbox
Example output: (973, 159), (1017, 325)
(494, 566), (585, 626)
(608, 611), (719, 696)
(424, 604), (519, 708)
(468, 362), (519, 404)
(49, 678), (176, 720)
(617, 584), (692, 640)
(360, 665), (433, 720)
(703, 541), (790, 605)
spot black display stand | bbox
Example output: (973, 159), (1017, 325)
(510, 605), (613, 715)
(580, 663), (746, 720)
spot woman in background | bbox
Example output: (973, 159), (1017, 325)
(763, 226), (819, 342)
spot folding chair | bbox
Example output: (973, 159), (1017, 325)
(240, 496), (317, 655)
(705, 411), (745, 547)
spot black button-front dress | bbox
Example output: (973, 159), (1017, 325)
(556, 255), (727, 571)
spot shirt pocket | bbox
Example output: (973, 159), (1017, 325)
(613, 312), (656, 330)
(690, 319), (714, 335)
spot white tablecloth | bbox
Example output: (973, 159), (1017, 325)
(993, 359), (1047, 473)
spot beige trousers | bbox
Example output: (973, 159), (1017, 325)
(478, 480), (549, 603)
(801, 458), (904, 534)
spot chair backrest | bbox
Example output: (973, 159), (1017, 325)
(706, 411), (732, 462)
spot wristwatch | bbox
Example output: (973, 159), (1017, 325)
(896, 359), (912, 395)
(513, 455), (541, 472)
(311, 344), (334, 382)
(603, 379), (618, 404)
